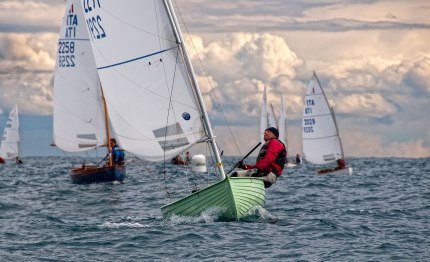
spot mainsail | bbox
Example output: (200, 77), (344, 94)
(0, 105), (20, 159)
(53, 0), (107, 152)
(80, 0), (205, 161)
(302, 72), (343, 164)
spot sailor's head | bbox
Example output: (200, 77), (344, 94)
(264, 127), (279, 140)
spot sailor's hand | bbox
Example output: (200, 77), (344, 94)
(237, 160), (246, 169)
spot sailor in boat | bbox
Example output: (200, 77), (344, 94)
(231, 127), (287, 188)
(171, 151), (191, 165)
(110, 138), (125, 165)
(317, 158), (347, 174)
(295, 153), (302, 164)
(15, 156), (23, 164)
(185, 151), (191, 164)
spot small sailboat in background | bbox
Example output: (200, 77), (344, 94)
(302, 72), (352, 175)
(53, 0), (125, 183)
(80, 0), (265, 219)
(278, 92), (297, 168)
(261, 88), (296, 168)
(0, 105), (21, 164)
(260, 86), (278, 142)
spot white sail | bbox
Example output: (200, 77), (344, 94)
(0, 105), (20, 159)
(302, 72), (343, 165)
(260, 86), (269, 143)
(53, 0), (107, 152)
(278, 92), (287, 147)
(268, 103), (277, 129)
(80, 1), (206, 162)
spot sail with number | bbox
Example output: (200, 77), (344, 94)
(80, 0), (266, 219)
(80, 0), (205, 162)
(302, 72), (344, 165)
(0, 105), (20, 159)
(53, 0), (107, 152)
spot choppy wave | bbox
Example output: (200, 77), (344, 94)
(0, 157), (429, 261)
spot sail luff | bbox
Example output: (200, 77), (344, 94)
(163, 0), (225, 178)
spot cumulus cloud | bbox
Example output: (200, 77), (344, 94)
(0, 33), (56, 114)
(186, 32), (303, 124)
(0, 1), (63, 33)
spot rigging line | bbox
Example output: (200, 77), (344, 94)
(172, 0), (242, 156)
(123, 150), (171, 195)
(161, 47), (181, 192)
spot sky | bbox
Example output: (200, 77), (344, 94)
(0, 0), (429, 158)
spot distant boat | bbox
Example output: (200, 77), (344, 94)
(302, 72), (352, 175)
(80, 0), (265, 219)
(0, 105), (21, 164)
(260, 86), (278, 142)
(261, 88), (296, 168)
(53, 0), (125, 184)
(278, 92), (297, 168)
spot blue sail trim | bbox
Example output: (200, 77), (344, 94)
(97, 46), (177, 70)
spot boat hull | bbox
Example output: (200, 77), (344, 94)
(69, 165), (126, 184)
(161, 176), (266, 220)
(317, 166), (352, 175)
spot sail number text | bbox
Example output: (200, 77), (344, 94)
(303, 118), (315, 133)
(83, 0), (107, 40)
(304, 99), (315, 115)
(58, 41), (75, 67)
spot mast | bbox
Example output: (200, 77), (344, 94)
(314, 71), (344, 160)
(101, 88), (113, 167)
(163, 0), (226, 178)
(331, 106), (345, 160)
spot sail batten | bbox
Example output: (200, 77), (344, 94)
(98, 47), (178, 70)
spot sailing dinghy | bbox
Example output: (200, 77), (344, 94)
(302, 72), (352, 175)
(53, 0), (125, 183)
(0, 105), (21, 164)
(80, 0), (265, 219)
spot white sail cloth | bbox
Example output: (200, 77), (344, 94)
(53, 0), (107, 152)
(80, 1), (205, 161)
(302, 74), (343, 164)
(0, 105), (20, 159)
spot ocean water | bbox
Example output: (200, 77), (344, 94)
(0, 157), (429, 261)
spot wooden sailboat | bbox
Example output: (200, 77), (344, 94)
(0, 105), (21, 164)
(80, 0), (265, 219)
(53, 0), (125, 184)
(302, 72), (352, 175)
